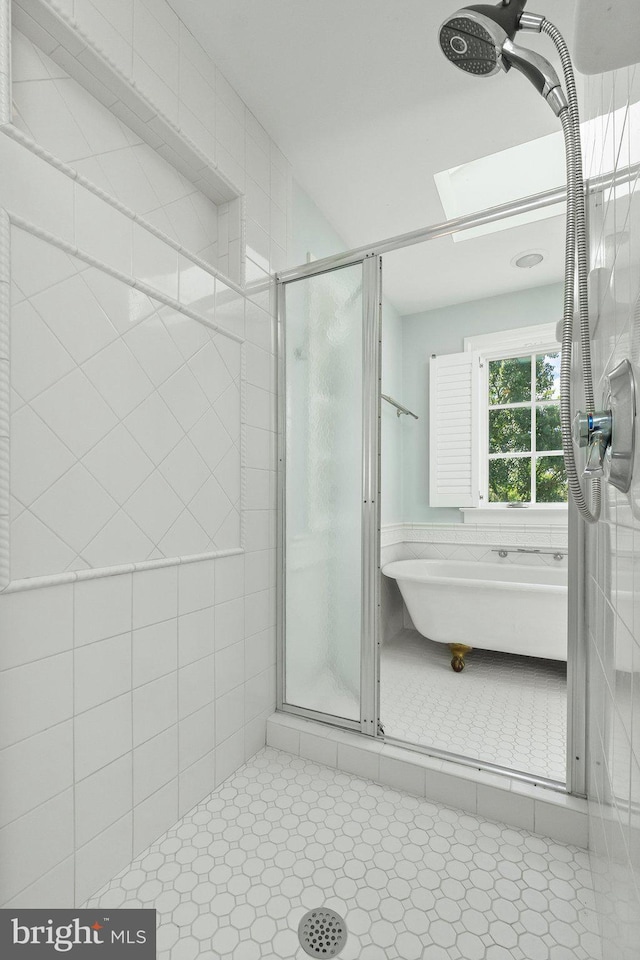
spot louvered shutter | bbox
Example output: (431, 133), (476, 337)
(429, 352), (479, 507)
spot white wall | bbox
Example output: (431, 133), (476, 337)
(0, 0), (289, 907)
(581, 63), (640, 960)
(290, 178), (344, 266)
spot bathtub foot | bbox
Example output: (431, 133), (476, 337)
(449, 644), (472, 672)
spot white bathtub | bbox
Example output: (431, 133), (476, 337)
(382, 559), (567, 665)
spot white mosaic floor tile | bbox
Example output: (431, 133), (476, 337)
(381, 630), (567, 782)
(87, 747), (601, 960)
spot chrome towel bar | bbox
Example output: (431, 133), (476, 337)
(492, 548), (566, 561)
(382, 394), (419, 419)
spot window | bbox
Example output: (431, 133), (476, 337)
(429, 323), (567, 515)
(485, 349), (567, 504)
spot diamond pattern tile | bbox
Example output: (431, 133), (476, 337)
(189, 341), (233, 404)
(83, 338), (155, 419)
(86, 748), (601, 960)
(10, 228), (242, 578)
(29, 273), (119, 365)
(82, 425), (155, 504)
(214, 445), (242, 507)
(212, 507), (241, 551)
(159, 438), (210, 504)
(31, 368), (119, 458)
(10, 508), (77, 580)
(381, 630), (567, 781)
(188, 408), (234, 472)
(124, 392), (184, 465)
(188, 476), (234, 541)
(81, 510), (155, 569)
(29, 463), (118, 554)
(123, 472), (185, 544)
(10, 405), (76, 506)
(11, 300), (76, 402)
(162, 305), (212, 361)
(158, 509), (211, 558)
(123, 311), (186, 388)
(159, 366), (210, 432)
(10, 224), (80, 298)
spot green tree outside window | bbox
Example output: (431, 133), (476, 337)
(488, 352), (566, 504)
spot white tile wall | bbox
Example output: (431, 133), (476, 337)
(10, 227), (241, 579)
(11, 27), (226, 276)
(0, 0), (287, 907)
(0, 553), (277, 907)
(581, 64), (640, 960)
(382, 521), (569, 552)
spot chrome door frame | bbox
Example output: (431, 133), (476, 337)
(274, 164), (637, 789)
(276, 255), (382, 736)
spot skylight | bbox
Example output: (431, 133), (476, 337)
(435, 100), (640, 242)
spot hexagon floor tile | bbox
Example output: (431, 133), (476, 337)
(381, 630), (567, 782)
(86, 748), (601, 960)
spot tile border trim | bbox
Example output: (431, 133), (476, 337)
(381, 521), (569, 549)
(10, 214), (244, 344)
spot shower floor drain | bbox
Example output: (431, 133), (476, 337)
(298, 908), (347, 957)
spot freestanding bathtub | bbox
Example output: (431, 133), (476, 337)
(382, 559), (567, 671)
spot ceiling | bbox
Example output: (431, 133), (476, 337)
(169, 0), (581, 314)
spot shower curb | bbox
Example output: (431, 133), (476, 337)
(267, 713), (589, 849)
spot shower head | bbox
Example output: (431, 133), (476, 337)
(438, 0), (526, 76)
(438, 2), (568, 115)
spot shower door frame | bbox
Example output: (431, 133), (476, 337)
(277, 163), (639, 794)
(276, 255), (382, 737)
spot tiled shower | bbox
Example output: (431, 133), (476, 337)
(582, 62), (640, 957)
(0, 2), (637, 959)
(0, 0), (281, 908)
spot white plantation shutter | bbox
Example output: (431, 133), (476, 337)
(429, 352), (480, 507)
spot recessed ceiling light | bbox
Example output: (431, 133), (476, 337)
(513, 252), (544, 269)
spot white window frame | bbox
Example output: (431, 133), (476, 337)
(462, 323), (567, 522)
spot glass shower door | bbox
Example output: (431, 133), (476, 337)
(278, 258), (380, 731)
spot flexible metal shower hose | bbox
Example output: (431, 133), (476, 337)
(543, 20), (601, 523)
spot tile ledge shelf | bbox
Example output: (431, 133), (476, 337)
(381, 522), (569, 549)
(267, 713), (588, 849)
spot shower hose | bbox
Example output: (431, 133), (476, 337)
(542, 20), (601, 524)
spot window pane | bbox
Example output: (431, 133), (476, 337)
(489, 356), (531, 404)
(536, 352), (561, 400)
(489, 458), (531, 502)
(536, 404), (561, 451)
(536, 455), (567, 502)
(489, 408), (531, 453)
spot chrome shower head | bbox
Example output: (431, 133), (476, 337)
(438, 1), (568, 115)
(439, 13), (503, 77)
(438, 1), (525, 76)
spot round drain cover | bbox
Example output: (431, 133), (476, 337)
(298, 908), (347, 957)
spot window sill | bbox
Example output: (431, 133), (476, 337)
(460, 507), (568, 525)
